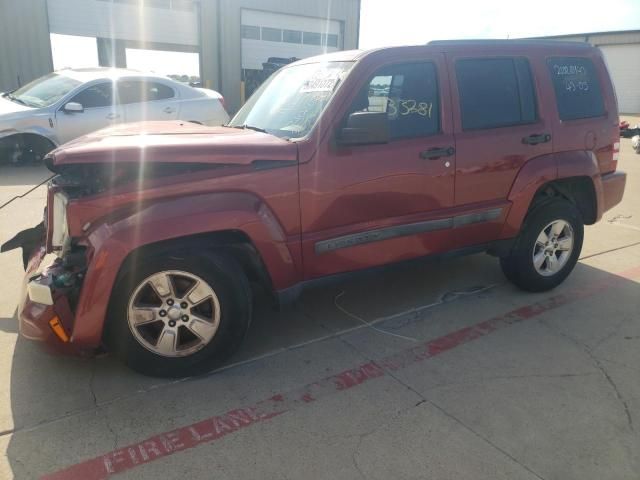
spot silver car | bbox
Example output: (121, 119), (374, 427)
(0, 68), (229, 164)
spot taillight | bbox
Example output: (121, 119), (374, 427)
(612, 141), (620, 171)
(219, 96), (227, 112)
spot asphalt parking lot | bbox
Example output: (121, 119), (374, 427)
(0, 125), (639, 480)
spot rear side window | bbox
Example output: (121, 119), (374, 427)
(547, 57), (605, 120)
(117, 81), (175, 104)
(456, 58), (537, 130)
(349, 62), (440, 139)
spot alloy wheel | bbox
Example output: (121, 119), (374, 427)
(532, 220), (574, 277)
(127, 270), (221, 357)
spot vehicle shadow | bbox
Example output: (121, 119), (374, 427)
(0, 164), (51, 188)
(4, 256), (640, 478)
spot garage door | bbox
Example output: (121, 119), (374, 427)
(241, 10), (342, 70)
(599, 44), (640, 114)
(47, 0), (199, 47)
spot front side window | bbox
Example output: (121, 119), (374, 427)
(456, 57), (537, 130)
(117, 81), (175, 104)
(348, 62), (440, 139)
(229, 61), (353, 139)
(10, 73), (82, 108)
(547, 57), (605, 120)
(70, 82), (114, 108)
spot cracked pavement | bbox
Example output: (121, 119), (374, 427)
(0, 129), (639, 479)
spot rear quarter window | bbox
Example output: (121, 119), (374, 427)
(547, 57), (605, 120)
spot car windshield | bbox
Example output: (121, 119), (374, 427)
(229, 61), (353, 139)
(9, 72), (82, 108)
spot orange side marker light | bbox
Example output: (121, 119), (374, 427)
(49, 316), (70, 343)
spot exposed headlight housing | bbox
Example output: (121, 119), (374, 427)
(50, 191), (70, 256)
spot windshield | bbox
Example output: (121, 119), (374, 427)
(9, 72), (82, 108)
(229, 61), (353, 139)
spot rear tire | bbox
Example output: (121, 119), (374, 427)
(105, 251), (252, 377)
(500, 199), (583, 292)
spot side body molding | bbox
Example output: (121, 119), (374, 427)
(71, 192), (299, 347)
(500, 150), (602, 239)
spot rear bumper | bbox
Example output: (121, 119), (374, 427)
(600, 171), (626, 213)
(18, 246), (91, 356)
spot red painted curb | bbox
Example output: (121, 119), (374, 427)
(41, 265), (640, 480)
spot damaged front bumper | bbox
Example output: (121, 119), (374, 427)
(3, 228), (92, 355)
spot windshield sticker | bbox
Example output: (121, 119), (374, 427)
(300, 70), (342, 93)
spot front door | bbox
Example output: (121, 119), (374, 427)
(55, 82), (122, 144)
(299, 56), (456, 279)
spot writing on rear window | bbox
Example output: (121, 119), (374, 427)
(553, 64), (586, 76)
(552, 64), (590, 92)
(547, 57), (604, 120)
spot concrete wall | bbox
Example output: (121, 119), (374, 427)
(0, 0), (53, 92)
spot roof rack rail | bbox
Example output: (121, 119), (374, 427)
(427, 39), (591, 48)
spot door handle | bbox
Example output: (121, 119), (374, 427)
(419, 146), (455, 160)
(163, 107), (175, 114)
(106, 112), (120, 120)
(522, 133), (551, 145)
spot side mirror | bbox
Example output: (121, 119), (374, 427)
(338, 111), (389, 146)
(63, 102), (84, 113)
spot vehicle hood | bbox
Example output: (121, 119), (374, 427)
(50, 121), (297, 168)
(0, 95), (36, 125)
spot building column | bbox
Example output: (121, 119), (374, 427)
(199, 0), (221, 92)
(97, 38), (127, 68)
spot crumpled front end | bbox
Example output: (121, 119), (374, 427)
(15, 241), (92, 355)
(2, 177), (92, 355)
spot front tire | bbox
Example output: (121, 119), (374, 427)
(500, 199), (584, 292)
(0, 134), (54, 165)
(105, 251), (251, 377)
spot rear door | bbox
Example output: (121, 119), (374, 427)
(446, 53), (553, 247)
(55, 82), (122, 143)
(118, 79), (180, 123)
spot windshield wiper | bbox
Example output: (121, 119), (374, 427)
(232, 124), (267, 134)
(4, 93), (28, 106)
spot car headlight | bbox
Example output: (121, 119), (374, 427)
(51, 191), (70, 255)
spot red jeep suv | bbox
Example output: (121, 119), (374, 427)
(3, 40), (626, 376)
